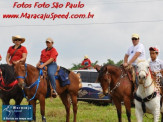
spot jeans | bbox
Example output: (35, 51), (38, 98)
(47, 62), (57, 90)
(133, 65), (138, 86)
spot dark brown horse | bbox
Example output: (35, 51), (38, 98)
(14, 62), (82, 122)
(96, 64), (134, 122)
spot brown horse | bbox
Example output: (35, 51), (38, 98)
(14, 62), (81, 122)
(96, 64), (134, 122)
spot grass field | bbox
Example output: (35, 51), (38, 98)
(0, 98), (155, 122)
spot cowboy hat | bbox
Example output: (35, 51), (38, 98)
(12, 35), (25, 43)
(84, 55), (88, 59)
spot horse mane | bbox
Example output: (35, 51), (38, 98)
(98, 64), (120, 79)
(137, 59), (146, 64)
(0, 64), (16, 85)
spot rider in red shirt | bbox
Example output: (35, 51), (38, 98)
(6, 35), (27, 65)
(37, 37), (58, 98)
(81, 55), (92, 69)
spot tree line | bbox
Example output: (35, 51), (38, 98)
(70, 59), (123, 70)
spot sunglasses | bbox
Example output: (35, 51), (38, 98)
(46, 41), (51, 44)
(132, 38), (138, 40)
(14, 39), (22, 42)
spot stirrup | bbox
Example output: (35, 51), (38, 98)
(51, 89), (58, 98)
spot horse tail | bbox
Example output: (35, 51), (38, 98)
(76, 73), (82, 89)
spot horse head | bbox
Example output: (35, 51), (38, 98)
(94, 64), (102, 72)
(0, 64), (15, 85)
(14, 61), (26, 88)
(136, 60), (150, 84)
(97, 65), (111, 96)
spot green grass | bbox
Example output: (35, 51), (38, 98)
(0, 98), (156, 122)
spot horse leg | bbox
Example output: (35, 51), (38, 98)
(113, 98), (122, 122)
(29, 100), (36, 122)
(124, 97), (131, 122)
(60, 92), (70, 122)
(39, 96), (46, 122)
(161, 113), (163, 122)
(70, 93), (78, 122)
(15, 98), (23, 122)
(134, 100), (143, 122)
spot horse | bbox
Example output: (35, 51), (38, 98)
(14, 61), (82, 122)
(96, 64), (134, 122)
(0, 64), (24, 122)
(134, 60), (163, 122)
(0, 64), (24, 105)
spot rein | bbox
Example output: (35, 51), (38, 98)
(108, 66), (127, 94)
(16, 64), (43, 101)
(0, 69), (18, 92)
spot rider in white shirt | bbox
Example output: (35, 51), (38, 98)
(123, 34), (146, 86)
(124, 34), (146, 66)
(149, 47), (163, 85)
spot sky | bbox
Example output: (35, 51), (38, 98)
(0, 0), (163, 68)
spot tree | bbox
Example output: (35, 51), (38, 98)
(70, 60), (99, 70)
(103, 59), (123, 66)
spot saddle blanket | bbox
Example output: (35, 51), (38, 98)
(55, 67), (70, 87)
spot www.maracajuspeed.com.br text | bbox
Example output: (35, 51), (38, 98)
(3, 12), (94, 20)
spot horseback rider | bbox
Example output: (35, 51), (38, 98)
(36, 38), (58, 98)
(6, 35), (27, 65)
(123, 34), (146, 85)
(149, 47), (163, 86)
(81, 55), (92, 69)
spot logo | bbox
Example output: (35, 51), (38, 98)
(2, 105), (33, 121)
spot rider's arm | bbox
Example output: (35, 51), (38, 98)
(19, 53), (27, 62)
(6, 53), (11, 65)
(128, 52), (141, 65)
(0, 55), (2, 61)
(124, 54), (129, 63)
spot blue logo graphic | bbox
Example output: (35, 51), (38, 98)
(2, 105), (33, 121)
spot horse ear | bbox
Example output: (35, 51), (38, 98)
(20, 60), (25, 64)
(94, 64), (101, 72)
(147, 58), (151, 64)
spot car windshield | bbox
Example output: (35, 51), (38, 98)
(77, 71), (99, 83)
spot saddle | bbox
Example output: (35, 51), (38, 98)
(123, 65), (136, 83)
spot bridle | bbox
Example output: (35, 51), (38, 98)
(16, 64), (28, 82)
(16, 63), (43, 101)
(136, 67), (153, 88)
(104, 67), (127, 94)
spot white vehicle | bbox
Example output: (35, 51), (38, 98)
(73, 69), (112, 105)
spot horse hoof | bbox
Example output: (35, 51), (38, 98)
(42, 119), (46, 122)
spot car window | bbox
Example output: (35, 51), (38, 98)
(77, 71), (99, 83)
(90, 72), (99, 83)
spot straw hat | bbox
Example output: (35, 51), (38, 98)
(12, 35), (25, 43)
(84, 55), (88, 59)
